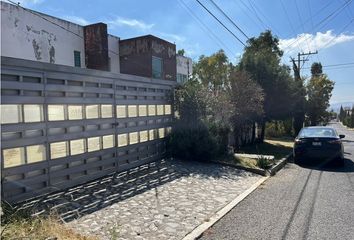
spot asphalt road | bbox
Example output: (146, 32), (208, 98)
(200, 122), (354, 240)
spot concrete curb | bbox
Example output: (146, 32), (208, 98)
(267, 153), (293, 176)
(210, 160), (267, 176)
(182, 176), (269, 240)
(339, 121), (354, 131)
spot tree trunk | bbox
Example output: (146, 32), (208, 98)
(251, 122), (256, 144)
(260, 121), (266, 142)
(293, 112), (304, 136)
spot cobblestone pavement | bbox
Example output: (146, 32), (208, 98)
(59, 159), (262, 240)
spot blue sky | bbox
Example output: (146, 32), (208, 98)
(15, 0), (354, 104)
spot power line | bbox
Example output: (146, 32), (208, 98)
(283, 0), (353, 55)
(195, 0), (246, 47)
(302, 62), (354, 69)
(177, 0), (237, 59)
(208, 0), (249, 40)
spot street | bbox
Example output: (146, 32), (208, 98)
(200, 122), (354, 240)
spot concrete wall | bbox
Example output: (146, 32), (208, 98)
(1, 1), (85, 68)
(120, 35), (176, 81)
(108, 35), (120, 74)
(176, 55), (192, 76)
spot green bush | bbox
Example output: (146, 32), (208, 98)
(265, 121), (286, 138)
(168, 123), (229, 162)
(256, 156), (274, 169)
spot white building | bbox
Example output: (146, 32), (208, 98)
(176, 55), (192, 84)
(1, 1), (120, 73)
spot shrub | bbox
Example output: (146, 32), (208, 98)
(265, 121), (286, 138)
(256, 156), (274, 169)
(168, 123), (229, 162)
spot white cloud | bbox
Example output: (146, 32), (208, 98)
(107, 17), (154, 31)
(63, 16), (90, 26)
(280, 30), (354, 55)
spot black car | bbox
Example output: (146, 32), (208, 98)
(293, 126), (345, 166)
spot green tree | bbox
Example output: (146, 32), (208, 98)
(291, 58), (306, 135)
(306, 62), (335, 125)
(193, 50), (229, 94)
(339, 105), (345, 121)
(239, 30), (295, 140)
(177, 49), (185, 56)
(227, 70), (264, 146)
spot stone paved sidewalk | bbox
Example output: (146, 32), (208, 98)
(61, 159), (262, 240)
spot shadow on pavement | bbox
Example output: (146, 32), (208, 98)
(14, 158), (243, 222)
(296, 158), (354, 173)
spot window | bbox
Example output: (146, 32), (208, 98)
(117, 134), (128, 147)
(3, 147), (25, 168)
(26, 145), (46, 163)
(152, 56), (163, 79)
(1, 104), (22, 124)
(101, 105), (113, 118)
(50, 141), (68, 159)
(23, 105), (43, 123)
(48, 105), (66, 121)
(116, 105), (127, 118)
(74, 51), (81, 67)
(128, 105), (137, 117)
(70, 139), (85, 155)
(149, 129), (156, 141)
(129, 132), (138, 145)
(102, 135), (114, 149)
(140, 130), (148, 142)
(87, 137), (101, 152)
(157, 105), (164, 115)
(148, 105), (156, 116)
(86, 105), (99, 119)
(158, 128), (165, 139)
(138, 105), (147, 117)
(165, 105), (171, 115)
(68, 105), (83, 120)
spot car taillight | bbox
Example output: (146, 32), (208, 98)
(295, 139), (304, 144)
(328, 139), (341, 144)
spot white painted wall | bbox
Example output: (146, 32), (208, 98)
(108, 34), (120, 74)
(1, 2), (120, 72)
(176, 55), (192, 76)
(1, 1), (85, 68)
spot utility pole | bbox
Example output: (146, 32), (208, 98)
(290, 51), (318, 135)
(290, 51), (318, 78)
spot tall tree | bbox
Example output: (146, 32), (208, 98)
(238, 30), (295, 140)
(227, 70), (264, 147)
(291, 58), (306, 135)
(192, 50), (229, 94)
(306, 62), (335, 125)
(339, 105), (345, 121)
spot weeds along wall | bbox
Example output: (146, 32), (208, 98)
(1, 57), (175, 203)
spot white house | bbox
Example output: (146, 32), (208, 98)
(176, 54), (192, 84)
(1, 1), (120, 73)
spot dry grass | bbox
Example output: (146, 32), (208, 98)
(1, 214), (97, 240)
(237, 137), (293, 159)
(233, 156), (258, 168)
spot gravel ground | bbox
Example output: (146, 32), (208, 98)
(61, 159), (262, 240)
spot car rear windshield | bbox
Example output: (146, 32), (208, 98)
(298, 128), (337, 138)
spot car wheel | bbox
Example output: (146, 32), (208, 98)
(294, 155), (301, 164)
(334, 157), (344, 167)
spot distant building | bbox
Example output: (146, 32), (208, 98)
(176, 55), (192, 84)
(119, 35), (176, 81)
